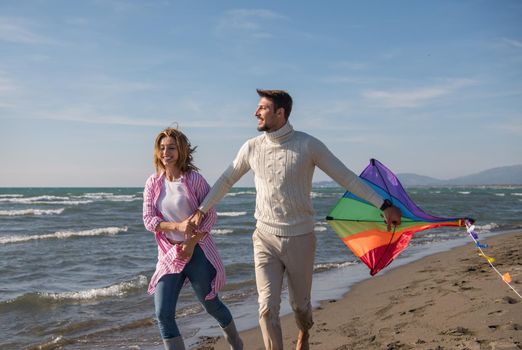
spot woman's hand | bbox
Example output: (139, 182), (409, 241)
(178, 241), (196, 260)
(189, 209), (204, 228)
(177, 218), (195, 233)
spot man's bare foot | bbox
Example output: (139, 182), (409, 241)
(296, 330), (309, 350)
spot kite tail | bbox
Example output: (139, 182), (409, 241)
(465, 220), (522, 300)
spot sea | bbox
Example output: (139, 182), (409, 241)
(1, 185), (521, 349)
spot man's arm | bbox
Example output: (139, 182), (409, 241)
(310, 137), (402, 230)
(191, 141), (252, 226)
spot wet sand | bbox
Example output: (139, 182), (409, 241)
(195, 231), (522, 349)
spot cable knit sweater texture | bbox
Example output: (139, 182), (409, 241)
(200, 122), (384, 237)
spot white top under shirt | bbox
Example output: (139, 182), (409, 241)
(158, 177), (192, 242)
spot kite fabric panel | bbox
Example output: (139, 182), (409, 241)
(326, 159), (469, 276)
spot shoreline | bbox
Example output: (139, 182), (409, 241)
(196, 231), (522, 349)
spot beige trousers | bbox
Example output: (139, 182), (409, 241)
(252, 229), (316, 350)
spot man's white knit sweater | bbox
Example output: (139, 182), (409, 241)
(200, 122), (384, 237)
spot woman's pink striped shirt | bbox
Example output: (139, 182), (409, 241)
(143, 171), (225, 299)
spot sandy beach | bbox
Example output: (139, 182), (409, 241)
(195, 231), (522, 349)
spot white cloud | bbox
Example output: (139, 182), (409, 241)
(362, 79), (477, 108)
(502, 38), (522, 49)
(0, 73), (20, 108)
(0, 77), (17, 93)
(16, 106), (249, 129)
(363, 87), (449, 108)
(216, 9), (287, 39)
(320, 76), (371, 84)
(82, 79), (157, 94)
(34, 110), (198, 127)
(331, 61), (369, 71)
(0, 17), (57, 45)
(494, 119), (522, 135)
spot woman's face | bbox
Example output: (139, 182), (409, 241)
(159, 136), (179, 168)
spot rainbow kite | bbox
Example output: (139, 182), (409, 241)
(327, 159), (521, 299)
(326, 159), (468, 276)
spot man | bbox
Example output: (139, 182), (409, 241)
(191, 89), (402, 350)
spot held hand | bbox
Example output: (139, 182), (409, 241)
(177, 218), (195, 234)
(183, 222), (195, 241)
(178, 241), (195, 260)
(383, 206), (402, 232)
(189, 209), (204, 228)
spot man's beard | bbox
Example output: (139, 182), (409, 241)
(257, 120), (271, 132)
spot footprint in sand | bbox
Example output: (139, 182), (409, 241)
(502, 296), (520, 304)
(488, 324), (499, 331)
(441, 326), (473, 336)
(487, 309), (506, 316)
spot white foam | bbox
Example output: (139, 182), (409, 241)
(42, 275), (148, 300)
(211, 229), (234, 235)
(0, 226), (128, 244)
(0, 208), (65, 216)
(314, 261), (357, 272)
(225, 191), (256, 197)
(512, 193), (522, 196)
(105, 195), (140, 202)
(0, 195), (70, 203)
(314, 226), (327, 232)
(494, 193), (505, 197)
(0, 193), (140, 205)
(475, 222), (500, 232)
(0, 196), (93, 205)
(218, 211), (247, 217)
(82, 193), (140, 202)
(82, 192), (114, 197)
(0, 194), (23, 198)
(38, 200), (94, 205)
(458, 191), (471, 195)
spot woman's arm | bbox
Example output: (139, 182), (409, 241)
(155, 217), (194, 233)
(143, 175), (163, 233)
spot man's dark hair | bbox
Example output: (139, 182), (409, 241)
(256, 89), (293, 120)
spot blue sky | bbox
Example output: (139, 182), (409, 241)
(1, 0), (521, 187)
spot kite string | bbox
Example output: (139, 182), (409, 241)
(465, 222), (522, 300)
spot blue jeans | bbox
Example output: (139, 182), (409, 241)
(154, 244), (232, 339)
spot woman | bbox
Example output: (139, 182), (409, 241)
(143, 127), (243, 350)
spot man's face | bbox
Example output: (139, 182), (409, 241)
(255, 97), (285, 132)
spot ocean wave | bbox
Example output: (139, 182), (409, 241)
(494, 193), (505, 196)
(458, 191), (471, 195)
(0, 195), (71, 203)
(310, 191), (339, 198)
(225, 191), (256, 197)
(512, 193), (522, 196)
(314, 261), (358, 273)
(41, 275), (148, 301)
(81, 193), (141, 202)
(0, 226), (128, 244)
(0, 196), (93, 205)
(211, 229), (234, 235)
(475, 222), (500, 232)
(0, 192), (141, 205)
(0, 194), (23, 198)
(0, 208), (65, 216)
(1, 275), (148, 312)
(176, 303), (204, 318)
(314, 225), (328, 232)
(218, 211), (247, 217)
